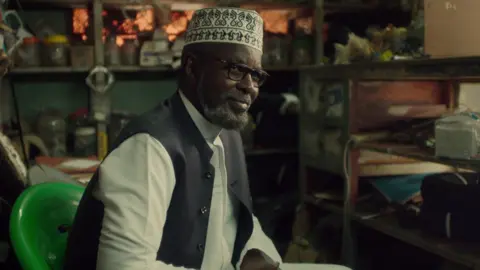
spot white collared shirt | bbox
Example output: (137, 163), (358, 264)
(94, 91), (281, 270)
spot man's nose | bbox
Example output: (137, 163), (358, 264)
(237, 73), (258, 96)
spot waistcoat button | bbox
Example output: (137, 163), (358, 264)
(200, 206), (208, 214)
(197, 243), (204, 252)
(204, 172), (212, 180)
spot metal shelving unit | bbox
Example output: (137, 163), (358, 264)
(8, 0), (318, 160)
(298, 23), (480, 270)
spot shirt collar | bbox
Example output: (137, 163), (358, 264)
(179, 90), (222, 142)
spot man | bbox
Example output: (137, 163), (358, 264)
(64, 7), (282, 270)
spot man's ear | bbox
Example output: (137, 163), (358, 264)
(184, 53), (197, 80)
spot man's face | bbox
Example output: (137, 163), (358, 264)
(194, 44), (265, 130)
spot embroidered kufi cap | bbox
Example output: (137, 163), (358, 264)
(185, 7), (264, 52)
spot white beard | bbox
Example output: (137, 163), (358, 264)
(203, 101), (249, 130)
(196, 73), (249, 130)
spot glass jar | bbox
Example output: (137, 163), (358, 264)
(43, 35), (69, 66)
(292, 37), (313, 65)
(264, 35), (290, 66)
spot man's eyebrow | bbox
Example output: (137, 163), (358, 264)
(223, 54), (263, 70)
(226, 55), (246, 65)
(235, 57), (264, 70)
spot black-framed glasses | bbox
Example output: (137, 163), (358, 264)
(216, 59), (269, 87)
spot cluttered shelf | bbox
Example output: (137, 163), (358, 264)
(356, 142), (480, 171)
(107, 66), (172, 73)
(8, 65), (303, 76)
(109, 65), (303, 72)
(8, 66), (173, 75)
(9, 67), (89, 74)
(304, 195), (480, 269)
(302, 57), (480, 80)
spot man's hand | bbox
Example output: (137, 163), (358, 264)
(240, 249), (280, 270)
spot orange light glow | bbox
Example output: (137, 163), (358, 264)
(296, 17), (313, 35)
(73, 7), (311, 45)
(259, 10), (293, 34)
(118, 8), (154, 34)
(73, 7), (154, 45)
(116, 34), (137, 47)
(73, 8), (89, 35)
(162, 11), (191, 42)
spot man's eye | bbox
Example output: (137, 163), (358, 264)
(229, 65), (240, 72)
(251, 72), (260, 81)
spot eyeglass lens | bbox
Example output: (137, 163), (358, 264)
(228, 64), (267, 86)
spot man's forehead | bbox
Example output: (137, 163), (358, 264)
(213, 44), (262, 68)
(227, 53), (262, 69)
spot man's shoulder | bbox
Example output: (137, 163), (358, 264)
(113, 104), (182, 149)
(128, 105), (174, 132)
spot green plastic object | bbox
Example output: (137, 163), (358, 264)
(10, 182), (85, 270)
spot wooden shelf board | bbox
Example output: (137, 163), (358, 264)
(359, 161), (471, 177)
(9, 65), (301, 75)
(10, 67), (89, 74)
(356, 142), (480, 171)
(302, 57), (480, 81)
(107, 65), (173, 72)
(305, 195), (480, 269)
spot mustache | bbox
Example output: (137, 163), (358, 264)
(222, 90), (252, 105)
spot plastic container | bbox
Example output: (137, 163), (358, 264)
(105, 36), (121, 66)
(74, 126), (96, 157)
(121, 39), (139, 65)
(68, 108), (97, 157)
(435, 113), (480, 159)
(43, 35), (69, 66)
(35, 109), (67, 157)
(16, 37), (41, 67)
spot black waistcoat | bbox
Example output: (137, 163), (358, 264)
(63, 92), (253, 269)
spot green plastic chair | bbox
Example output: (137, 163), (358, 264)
(10, 182), (85, 270)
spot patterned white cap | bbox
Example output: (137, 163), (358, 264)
(185, 7), (264, 52)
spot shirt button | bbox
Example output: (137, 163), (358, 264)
(204, 172), (212, 180)
(197, 244), (204, 252)
(200, 206), (208, 215)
